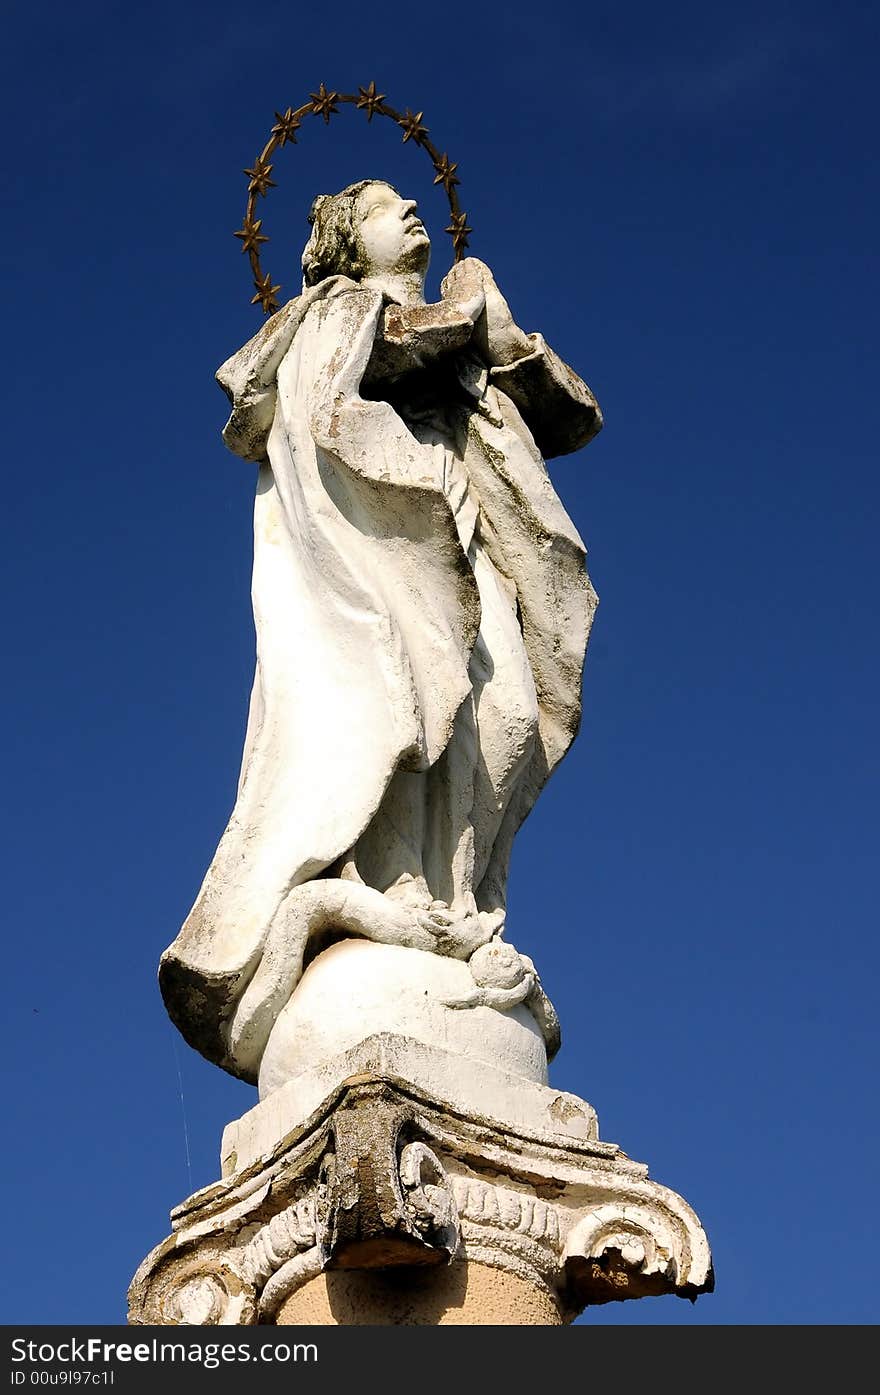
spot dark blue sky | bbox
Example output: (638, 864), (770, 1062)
(3, 0), (877, 1325)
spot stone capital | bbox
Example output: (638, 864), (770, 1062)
(129, 1035), (712, 1325)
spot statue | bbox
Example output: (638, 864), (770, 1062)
(159, 176), (603, 1092)
(131, 99), (714, 1327)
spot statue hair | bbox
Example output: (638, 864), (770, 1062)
(301, 179), (398, 288)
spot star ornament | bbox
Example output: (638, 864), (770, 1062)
(446, 211), (472, 255)
(399, 109), (428, 145)
(232, 90), (472, 311)
(433, 154), (460, 193)
(356, 81), (385, 121)
(234, 216), (269, 255)
(271, 108), (301, 146)
(244, 158), (277, 198)
(251, 271), (281, 314)
(310, 82), (340, 124)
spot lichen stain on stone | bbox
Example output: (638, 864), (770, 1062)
(548, 1094), (586, 1124)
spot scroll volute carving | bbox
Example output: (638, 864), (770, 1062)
(562, 1204), (714, 1308)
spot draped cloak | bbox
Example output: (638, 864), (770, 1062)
(160, 275), (602, 1081)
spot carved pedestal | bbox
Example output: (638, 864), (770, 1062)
(129, 1035), (712, 1325)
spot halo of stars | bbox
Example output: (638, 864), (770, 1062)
(235, 83), (471, 315)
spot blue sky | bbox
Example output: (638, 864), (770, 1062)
(2, 0), (877, 1325)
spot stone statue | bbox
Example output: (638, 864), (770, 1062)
(159, 178), (603, 1093)
(132, 145), (713, 1325)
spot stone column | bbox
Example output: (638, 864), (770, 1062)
(276, 1263), (563, 1326)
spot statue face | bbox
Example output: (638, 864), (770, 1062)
(353, 183), (430, 278)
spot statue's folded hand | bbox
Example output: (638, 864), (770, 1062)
(442, 257), (534, 368)
(439, 258), (487, 325)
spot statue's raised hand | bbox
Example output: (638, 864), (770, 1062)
(442, 257), (534, 368)
(439, 258), (487, 326)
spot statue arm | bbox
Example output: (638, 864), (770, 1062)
(443, 258), (603, 459)
(306, 288), (450, 489)
(489, 335), (603, 458)
(363, 295), (481, 384)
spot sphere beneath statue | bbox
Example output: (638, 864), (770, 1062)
(258, 937), (549, 1099)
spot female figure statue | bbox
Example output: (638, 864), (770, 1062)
(160, 180), (602, 1087)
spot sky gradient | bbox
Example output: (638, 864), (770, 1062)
(2, 0), (878, 1326)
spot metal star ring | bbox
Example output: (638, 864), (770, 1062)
(234, 83), (470, 315)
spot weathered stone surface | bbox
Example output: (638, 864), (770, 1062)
(158, 180), (601, 1092)
(222, 1033), (601, 1178)
(275, 1262), (564, 1326)
(258, 939), (554, 1100)
(128, 1036), (712, 1326)
(134, 174), (713, 1325)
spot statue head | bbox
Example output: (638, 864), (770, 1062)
(301, 179), (431, 288)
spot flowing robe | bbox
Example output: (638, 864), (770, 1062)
(160, 274), (602, 1081)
